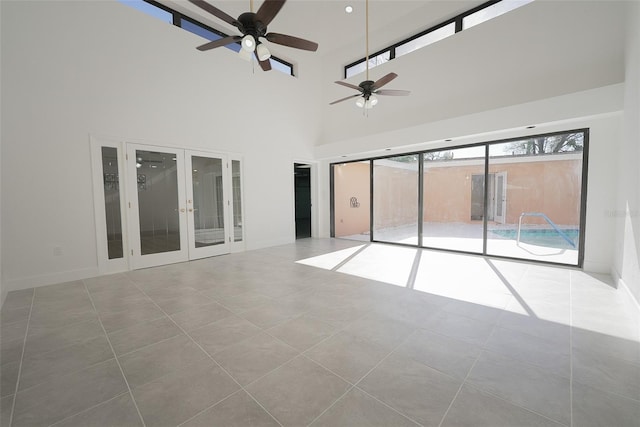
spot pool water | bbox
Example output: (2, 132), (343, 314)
(490, 228), (579, 249)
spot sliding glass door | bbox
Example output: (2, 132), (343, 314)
(330, 129), (588, 267)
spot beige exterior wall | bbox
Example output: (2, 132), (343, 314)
(333, 162), (370, 237)
(334, 155), (583, 235)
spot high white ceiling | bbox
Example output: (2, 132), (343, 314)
(162, 0), (485, 64)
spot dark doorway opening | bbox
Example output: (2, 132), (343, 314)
(294, 163), (312, 239)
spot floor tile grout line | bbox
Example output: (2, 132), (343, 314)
(127, 278), (285, 427)
(46, 391), (131, 427)
(175, 388), (246, 427)
(353, 386), (426, 427)
(306, 330), (421, 427)
(436, 349), (485, 427)
(82, 281), (147, 427)
(8, 289), (35, 427)
(436, 309), (503, 427)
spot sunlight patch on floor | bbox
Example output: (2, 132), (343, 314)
(295, 244), (366, 270)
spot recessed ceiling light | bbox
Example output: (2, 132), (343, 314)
(345, 5), (353, 13)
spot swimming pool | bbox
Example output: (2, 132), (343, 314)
(490, 228), (579, 249)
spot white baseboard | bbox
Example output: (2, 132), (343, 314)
(4, 267), (100, 294)
(611, 267), (640, 312)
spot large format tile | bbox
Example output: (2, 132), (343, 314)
(484, 326), (570, 378)
(342, 314), (415, 350)
(572, 382), (640, 427)
(1, 319), (28, 344)
(2, 337), (25, 366)
(52, 392), (143, 427)
(358, 353), (461, 427)
(2, 289), (34, 310)
(441, 385), (564, 427)
(311, 387), (420, 427)
(423, 310), (495, 346)
(170, 302), (233, 331)
(1, 394), (14, 427)
(394, 329), (482, 380)
(190, 315), (262, 355)
(12, 359), (127, 427)
(1, 306), (31, 326)
(215, 292), (274, 314)
(572, 347), (640, 400)
(213, 332), (298, 386)
(182, 390), (279, 427)
(19, 335), (113, 390)
(240, 300), (309, 329)
(267, 315), (337, 352)
(108, 316), (182, 356)
(305, 331), (390, 384)
(467, 351), (570, 425)
(119, 334), (210, 388)
(132, 359), (239, 427)
(1, 361), (20, 397)
(98, 303), (167, 333)
(24, 318), (104, 358)
(246, 356), (350, 426)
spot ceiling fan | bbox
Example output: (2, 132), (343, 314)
(330, 0), (410, 109)
(188, 0), (318, 71)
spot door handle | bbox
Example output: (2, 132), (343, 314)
(180, 208), (185, 213)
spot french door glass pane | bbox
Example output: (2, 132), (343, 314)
(373, 155), (419, 244)
(191, 156), (225, 247)
(232, 160), (243, 242)
(333, 161), (370, 241)
(486, 132), (584, 265)
(136, 150), (181, 255)
(422, 146), (486, 253)
(101, 147), (123, 259)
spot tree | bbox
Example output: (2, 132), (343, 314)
(506, 133), (583, 155)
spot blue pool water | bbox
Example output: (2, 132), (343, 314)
(490, 229), (579, 249)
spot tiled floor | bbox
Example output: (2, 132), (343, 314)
(1, 238), (639, 427)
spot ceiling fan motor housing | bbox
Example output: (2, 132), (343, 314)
(237, 12), (267, 40)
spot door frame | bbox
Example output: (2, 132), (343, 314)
(91, 136), (246, 272)
(292, 160), (318, 240)
(185, 150), (231, 260)
(127, 144), (190, 270)
(90, 136), (129, 275)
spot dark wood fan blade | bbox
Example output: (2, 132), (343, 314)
(334, 81), (363, 92)
(375, 89), (410, 96)
(188, 0), (240, 27)
(371, 72), (398, 90)
(329, 94), (361, 105)
(255, 51), (272, 71)
(256, 0), (286, 26)
(266, 33), (318, 51)
(196, 36), (242, 51)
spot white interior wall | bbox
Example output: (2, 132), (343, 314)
(0, 0), (636, 302)
(614, 2), (640, 305)
(0, 0), (322, 295)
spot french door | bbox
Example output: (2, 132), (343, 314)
(91, 138), (244, 273)
(126, 144), (238, 269)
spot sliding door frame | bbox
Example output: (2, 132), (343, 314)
(330, 128), (590, 268)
